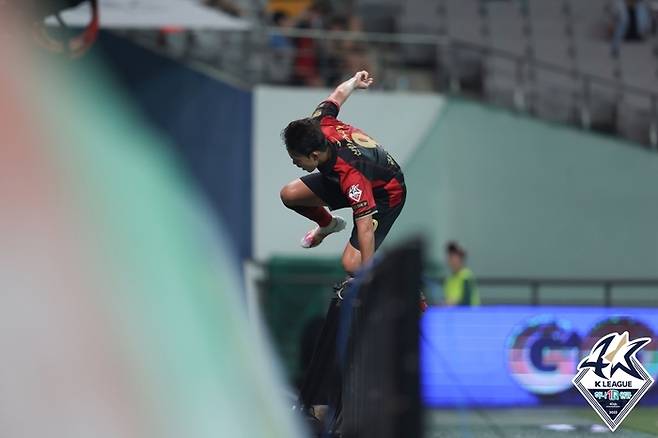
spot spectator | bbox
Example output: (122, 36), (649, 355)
(443, 241), (480, 306)
(291, 2), (328, 86)
(267, 11), (296, 84)
(610, 0), (653, 54)
(322, 14), (373, 86)
(323, 16), (350, 85)
(270, 11), (294, 48)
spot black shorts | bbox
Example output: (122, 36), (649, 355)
(300, 173), (406, 251)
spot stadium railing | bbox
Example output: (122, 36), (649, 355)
(124, 25), (658, 149)
(254, 270), (658, 307)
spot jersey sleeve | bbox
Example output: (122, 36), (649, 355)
(339, 166), (377, 219)
(311, 99), (340, 119)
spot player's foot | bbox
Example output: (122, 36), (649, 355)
(300, 216), (346, 248)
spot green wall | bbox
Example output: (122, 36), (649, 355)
(390, 99), (658, 279)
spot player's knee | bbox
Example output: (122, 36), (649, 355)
(342, 252), (361, 274)
(280, 183), (297, 208)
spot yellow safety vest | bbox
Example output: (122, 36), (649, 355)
(444, 268), (480, 306)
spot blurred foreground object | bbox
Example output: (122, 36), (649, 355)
(297, 240), (423, 437)
(0, 12), (301, 438)
(5, 0), (99, 57)
(9, 0), (88, 19)
(340, 240), (423, 438)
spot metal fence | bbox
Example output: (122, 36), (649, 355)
(126, 25), (658, 149)
(256, 271), (658, 307)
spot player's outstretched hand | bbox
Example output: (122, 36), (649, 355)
(354, 70), (374, 89)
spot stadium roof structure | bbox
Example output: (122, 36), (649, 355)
(47, 0), (250, 30)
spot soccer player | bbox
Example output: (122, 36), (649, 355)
(280, 70), (406, 274)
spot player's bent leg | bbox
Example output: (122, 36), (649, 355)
(341, 242), (362, 275)
(280, 179), (346, 248)
(280, 179), (326, 208)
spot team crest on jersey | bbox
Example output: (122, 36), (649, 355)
(572, 331), (654, 431)
(348, 184), (362, 202)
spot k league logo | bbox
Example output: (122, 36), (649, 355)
(573, 332), (654, 432)
(348, 184), (362, 202)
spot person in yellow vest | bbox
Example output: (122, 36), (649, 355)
(443, 241), (480, 306)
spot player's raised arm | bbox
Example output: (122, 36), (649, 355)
(328, 70), (374, 107)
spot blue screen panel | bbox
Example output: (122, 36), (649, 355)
(421, 306), (658, 407)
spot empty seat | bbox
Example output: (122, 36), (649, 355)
(617, 43), (658, 92)
(531, 68), (580, 123)
(397, 0), (441, 34)
(573, 40), (618, 81)
(527, 0), (573, 66)
(487, 1), (526, 56)
(617, 101), (653, 145)
(444, 0), (484, 43)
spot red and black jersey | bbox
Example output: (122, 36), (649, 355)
(312, 99), (405, 219)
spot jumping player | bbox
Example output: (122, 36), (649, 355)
(280, 71), (406, 274)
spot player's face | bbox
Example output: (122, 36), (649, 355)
(288, 149), (319, 172)
(447, 253), (463, 274)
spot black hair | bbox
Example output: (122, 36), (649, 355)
(271, 10), (287, 26)
(282, 118), (328, 156)
(328, 15), (348, 29)
(446, 241), (466, 259)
